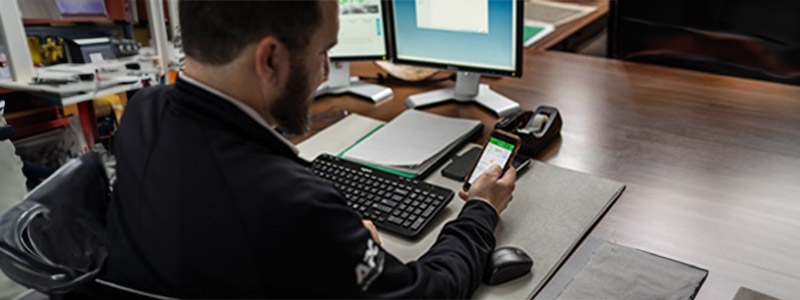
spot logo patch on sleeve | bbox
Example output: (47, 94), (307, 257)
(355, 239), (385, 291)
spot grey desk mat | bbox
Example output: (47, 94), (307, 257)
(538, 237), (708, 300)
(298, 114), (626, 299)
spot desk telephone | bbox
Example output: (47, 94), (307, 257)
(495, 106), (563, 158)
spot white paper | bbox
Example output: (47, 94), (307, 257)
(89, 53), (105, 63)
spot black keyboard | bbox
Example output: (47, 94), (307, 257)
(311, 154), (454, 238)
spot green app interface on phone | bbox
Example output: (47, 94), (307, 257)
(467, 137), (515, 184)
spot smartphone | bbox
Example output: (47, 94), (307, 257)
(463, 130), (521, 191)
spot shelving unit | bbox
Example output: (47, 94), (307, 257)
(0, 0), (178, 148)
(22, 17), (113, 25)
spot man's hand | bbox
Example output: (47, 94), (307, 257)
(363, 220), (380, 245)
(458, 164), (516, 215)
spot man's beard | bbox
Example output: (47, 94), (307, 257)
(271, 61), (313, 136)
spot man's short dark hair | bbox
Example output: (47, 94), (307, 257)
(180, 0), (321, 66)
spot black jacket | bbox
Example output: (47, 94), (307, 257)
(105, 78), (499, 298)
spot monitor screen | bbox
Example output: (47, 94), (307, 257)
(390, 0), (522, 77)
(328, 0), (390, 61)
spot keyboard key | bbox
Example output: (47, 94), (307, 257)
(402, 220), (412, 228)
(388, 216), (404, 225)
(373, 203), (392, 214)
(411, 218), (425, 230)
(391, 194), (404, 202)
(422, 206), (435, 218)
(394, 188), (409, 196)
(380, 199), (398, 207)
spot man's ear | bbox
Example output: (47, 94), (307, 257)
(253, 37), (287, 86)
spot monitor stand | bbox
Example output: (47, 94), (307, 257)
(404, 72), (520, 117)
(315, 62), (393, 103)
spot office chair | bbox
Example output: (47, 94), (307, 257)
(608, 0), (800, 86)
(0, 152), (173, 300)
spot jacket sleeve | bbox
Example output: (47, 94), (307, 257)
(291, 178), (498, 299)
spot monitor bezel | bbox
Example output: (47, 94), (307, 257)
(386, 0), (524, 78)
(330, 0), (393, 63)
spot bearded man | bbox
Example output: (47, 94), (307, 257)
(106, 1), (516, 298)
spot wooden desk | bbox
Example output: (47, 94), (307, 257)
(532, 0), (610, 51)
(301, 51), (800, 299)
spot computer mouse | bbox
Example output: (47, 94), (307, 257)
(483, 246), (533, 285)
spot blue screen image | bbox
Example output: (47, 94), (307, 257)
(392, 0), (516, 71)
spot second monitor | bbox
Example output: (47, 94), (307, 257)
(316, 0), (393, 102)
(390, 0), (524, 117)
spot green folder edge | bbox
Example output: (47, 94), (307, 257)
(336, 124), (417, 178)
(523, 22), (555, 47)
(524, 25), (546, 41)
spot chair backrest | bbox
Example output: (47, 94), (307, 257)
(608, 0), (800, 85)
(0, 152), (109, 295)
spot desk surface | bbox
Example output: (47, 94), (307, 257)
(297, 50), (800, 299)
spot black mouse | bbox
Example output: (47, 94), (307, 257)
(483, 246), (533, 285)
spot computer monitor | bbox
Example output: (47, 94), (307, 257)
(316, 0), (393, 102)
(389, 0), (523, 117)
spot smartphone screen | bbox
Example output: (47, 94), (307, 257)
(466, 136), (517, 187)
